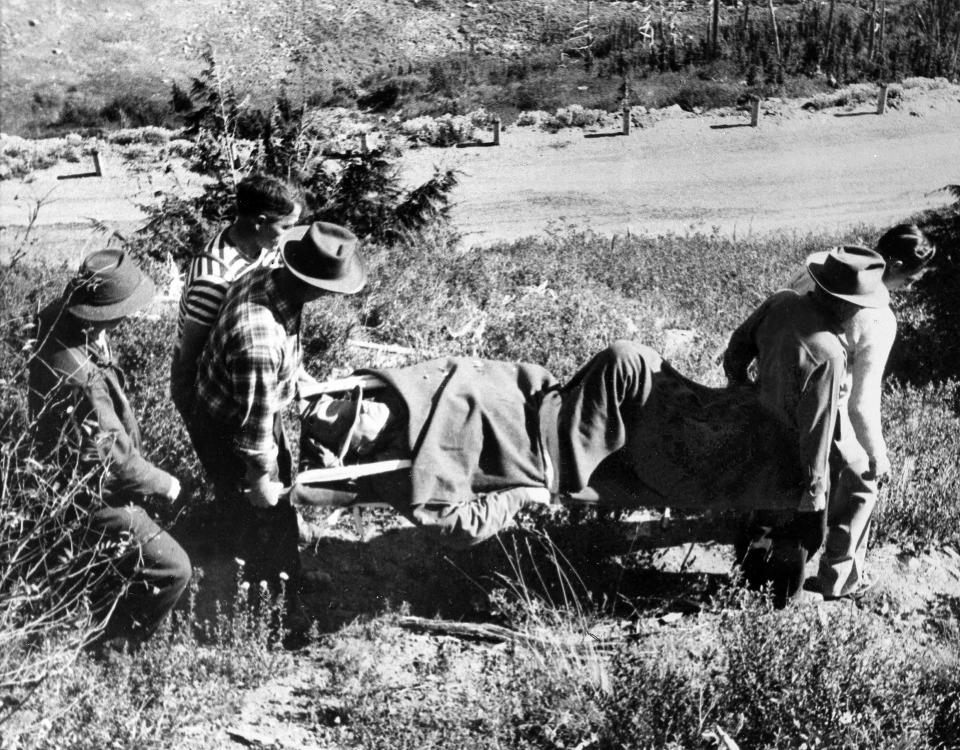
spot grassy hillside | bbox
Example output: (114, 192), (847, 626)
(3, 0), (956, 135)
(2, 205), (959, 747)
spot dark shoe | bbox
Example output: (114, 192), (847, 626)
(768, 545), (808, 609)
(821, 574), (878, 602)
(739, 545), (772, 590)
(280, 599), (314, 651)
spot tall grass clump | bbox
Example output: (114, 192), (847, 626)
(302, 557), (956, 749)
(0, 220), (297, 742)
(0, 226), (122, 719)
(4, 569), (296, 749)
(601, 586), (947, 749)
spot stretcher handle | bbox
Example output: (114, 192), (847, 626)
(296, 459), (412, 484)
(299, 373), (386, 399)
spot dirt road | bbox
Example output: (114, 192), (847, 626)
(402, 90), (960, 245)
(3, 87), (959, 249)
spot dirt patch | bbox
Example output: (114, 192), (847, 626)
(182, 509), (960, 749)
(401, 83), (960, 244)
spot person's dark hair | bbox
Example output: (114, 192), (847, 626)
(875, 224), (936, 272)
(235, 174), (301, 219)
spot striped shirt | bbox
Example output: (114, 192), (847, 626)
(176, 229), (280, 340)
(194, 266), (302, 471)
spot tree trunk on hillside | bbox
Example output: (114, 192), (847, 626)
(952, 23), (960, 73)
(878, 0), (886, 63)
(712, 0), (721, 58)
(768, 0), (782, 61)
(868, 0), (877, 59)
(824, 0), (836, 65)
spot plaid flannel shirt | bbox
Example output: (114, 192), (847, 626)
(195, 266), (301, 473)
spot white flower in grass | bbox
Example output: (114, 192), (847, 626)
(234, 557), (245, 567)
(278, 571), (289, 582)
(239, 581), (250, 593)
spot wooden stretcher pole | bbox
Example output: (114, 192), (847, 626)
(296, 458), (412, 485)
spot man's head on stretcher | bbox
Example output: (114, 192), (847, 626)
(300, 389), (397, 467)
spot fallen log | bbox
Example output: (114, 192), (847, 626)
(396, 615), (548, 646)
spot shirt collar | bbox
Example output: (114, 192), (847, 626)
(263, 268), (302, 333)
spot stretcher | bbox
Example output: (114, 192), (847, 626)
(290, 374), (737, 544)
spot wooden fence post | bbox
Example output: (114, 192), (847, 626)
(492, 117), (501, 146)
(750, 96), (762, 126)
(876, 83), (888, 114)
(621, 106), (631, 135)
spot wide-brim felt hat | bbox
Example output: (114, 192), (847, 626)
(280, 222), (367, 294)
(64, 249), (156, 321)
(805, 245), (890, 309)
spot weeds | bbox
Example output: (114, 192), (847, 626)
(304, 559), (957, 749)
(3, 161), (960, 744)
(3, 568), (294, 749)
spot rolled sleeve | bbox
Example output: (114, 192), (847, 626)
(229, 342), (285, 472)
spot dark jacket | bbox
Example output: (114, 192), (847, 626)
(28, 303), (174, 501)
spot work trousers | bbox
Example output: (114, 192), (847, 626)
(817, 419), (877, 596)
(86, 503), (192, 647)
(743, 410), (877, 602)
(187, 407), (302, 594)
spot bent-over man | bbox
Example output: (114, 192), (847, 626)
(190, 222), (366, 617)
(29, 249), (191, 650)
(724, 246), (888, 605)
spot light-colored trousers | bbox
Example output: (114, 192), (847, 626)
(818, 411), (878, 597)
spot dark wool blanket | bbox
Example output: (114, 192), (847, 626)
(364, 357), (558, 509)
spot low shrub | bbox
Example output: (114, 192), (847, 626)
(100, 93), (174, 128)
(305, 585), (952, 749)
(514, 109), (559, 129)
(802, 82), (902, 111)
(105, 127), (175, 146)
(553, 103), (606, 129)
(56, 93), (104, 129)
(4, 571), (296, 749)
(0, 133), (85, 180)
(513, 79), (565, 113)
(399, 113), (476, 146)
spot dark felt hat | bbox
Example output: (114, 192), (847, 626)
(280, 222), (367, 294)
(64, 249), (156, 321)
(805, 245), (890, 309)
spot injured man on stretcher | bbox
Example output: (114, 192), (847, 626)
(295, 340), (807, 547)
